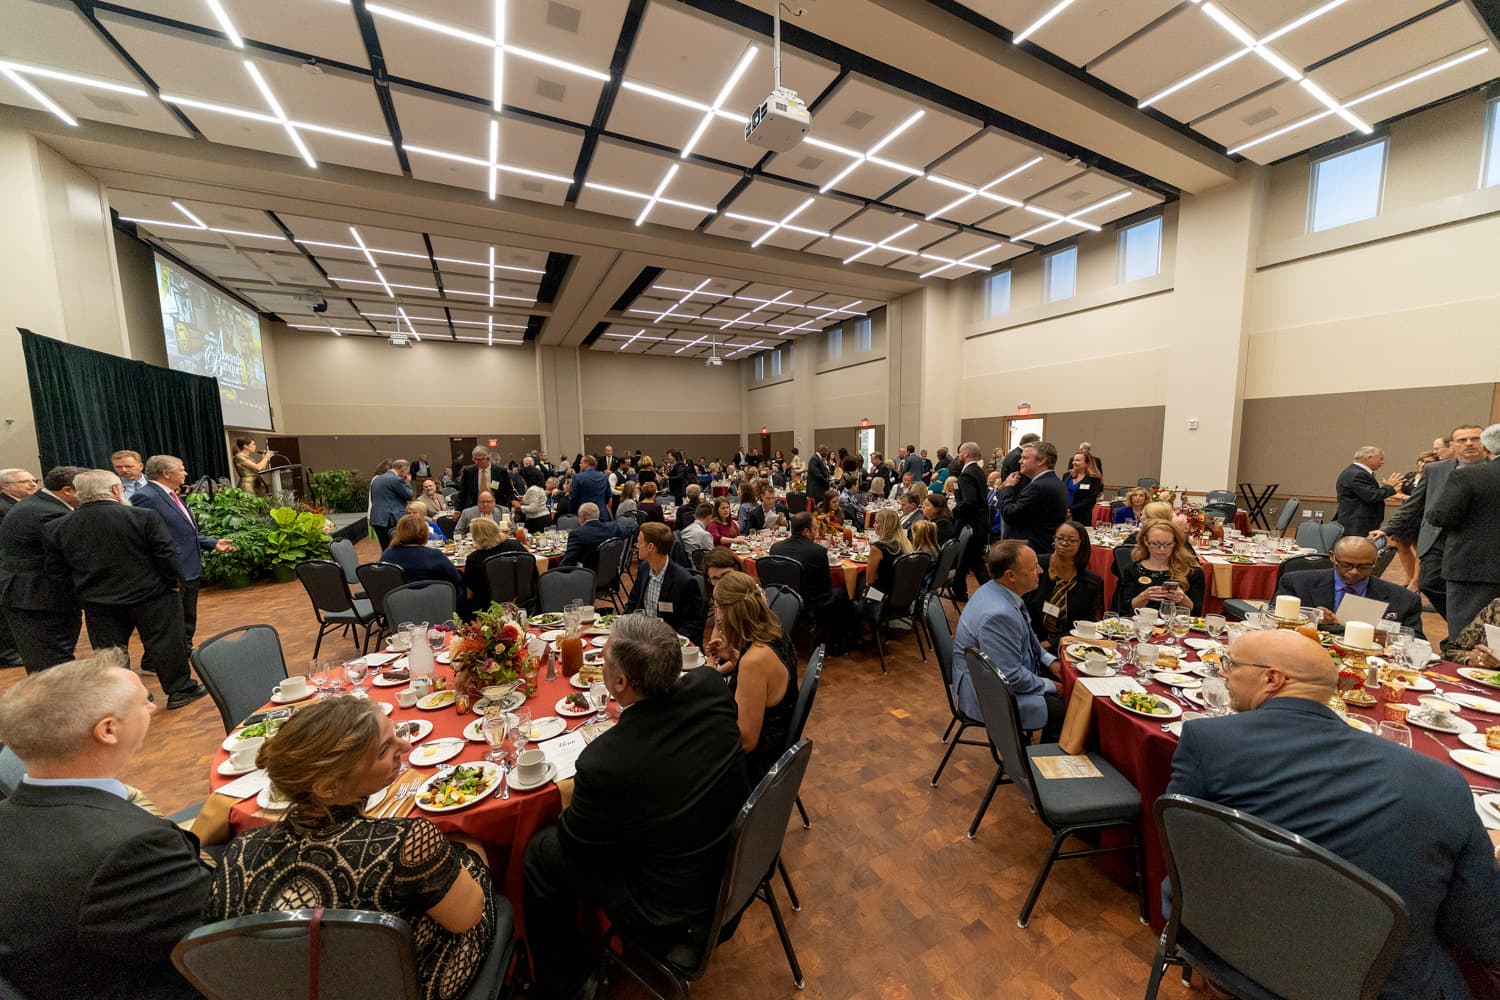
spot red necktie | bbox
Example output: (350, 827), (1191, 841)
(169, 489), (193, 525)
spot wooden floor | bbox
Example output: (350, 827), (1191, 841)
(0, 541), (1446, 1000)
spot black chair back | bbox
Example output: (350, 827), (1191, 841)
(928, 538), (962, 596)
(1372, 542), (1398, 576)
(594, 536), (628, 596)
(1276, 553), (1333, 583)
(885, 552), (932, 614)
(763, 585), (803, 638)
(1112, 544), (1135, 581)
(328, 537), (361, 586)
(383, 580), (457, 629)
(689, 569), (707, 606)
(755, 555), (802, 593)
(670, 534), (691, 568)
(787, 491), (807, 513)
(297, 560), (356, 616)
(434, 514), (457, 539)
(1203, 501), (1237, 522)
(538, 566), (595, 613)
(555, 515), (580, 531)
(191, 624), (289, 733)
(355, 562), (406, 622)
(484, 553), (539, 611)
(963, 648), (1039, 812)
(1153, 794), (1408, 1000)
(924, 594), (955, 687)
(785, 646), (824, 747)
(691, 547), (708, 573)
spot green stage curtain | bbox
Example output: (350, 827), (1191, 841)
(21, 329), (227, 480)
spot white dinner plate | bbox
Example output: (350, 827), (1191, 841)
(1343, 715), (1373, 732)
(408, 740), (465, 766)
(537, 629), (565, 643)
(1407, 711), (1476, 735)
(1184, 638), (1226, 652)
(395, 719), (433, 743)
(462, 719), (490, 743)
(1443, 692), (1500, 714)
(589, 636), (609, 648)
(1063, 642), (1120, 665)
(570, 672), (605, 690)
(435, 652), (452, 665)
(1153, 671), (1202, 689)
(507, 762), (557, 792)
(1450, 748), (1500, 780)
(372, 664), (410, 687)
(1458, 668), (1500, 690)
(472, 691), (525, 714)
(414, 762), (503, 813)
(531, 614), (566, 629)
(526, 716), (569, 742)
(556, 695), (595, 717)
(363, 785), (391, 813)
(1477, 793), (1500, 825)
(1459, 732), (1498, 753)
(1110, 691), (1182, 719)
(416, 690), (457, 711)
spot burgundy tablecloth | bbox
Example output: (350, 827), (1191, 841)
(1091, 505), (1249, 534)
(1089, 547), (1278, 615)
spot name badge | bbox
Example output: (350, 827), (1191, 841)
(1138, 576), (1153, 586)
(1078, 483), (1090, 491)
(1043, 601), (1062, 618)
(658, 601), (673, 613)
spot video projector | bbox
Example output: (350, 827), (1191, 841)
(744, 88), (810, 153)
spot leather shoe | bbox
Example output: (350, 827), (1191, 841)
(166, 683), (209, 710)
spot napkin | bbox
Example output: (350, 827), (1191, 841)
(538, 731), (588, 782)
(1336, 593), (1388, 627)
(1058, 676), (1146, 754)
(217, 768), (272, 801)
(365, 652), (401, 667)
(1485, 624), (1500, 652)
(189, 770), (272, 845)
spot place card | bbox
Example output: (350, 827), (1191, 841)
(364, 652), (402, 666)
(1079, 676), (1144, 697)
(1032, 755), (1104, 780)
(1485, 624), (1500, 652)
(538, 731), (588, 782)
(1336, 594), (1389, 627)
(216, 769), (271, 801)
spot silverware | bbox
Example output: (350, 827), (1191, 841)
(495, 762), (510, 800)
(1423, 729), (1451, 751)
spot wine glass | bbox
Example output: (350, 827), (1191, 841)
(1205, 614), (1226, 641)
(1379, 721), (1412, 748)
(508, 708), (532, 762)
(428, 626), (446, 661)
(481, 713), (510, 764)
(1200, 676), (1230, 717)
(309, 658), (331, 696)
(588, 680), (610, 723)
(1117, 639), (1137, 676)
(1137, 642), (1158, 675)
(1170, 614), (1192, 647)
(342, 658), (369, 697)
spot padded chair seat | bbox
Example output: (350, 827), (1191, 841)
(1221, 598), (1264, 622)
(326, 599), (375, 621)
(1025, 745), (1141, 825)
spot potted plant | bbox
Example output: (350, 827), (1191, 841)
(208, 528), (269, 589)
(266, 507), (332, 583)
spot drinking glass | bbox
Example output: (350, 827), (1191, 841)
(481, 713), (510, 764)
(342, 658), (369, 697)
(428, 626), (446, 660)
(1118, 640), (1137, 676)
(1378, 721), (1412, 748)
(1134, 620), (1155, 645)
(508, 708), (533, 761)
(1170, 614), (1192, 646)
(1200, 676), (1230, 717)
(588, 680), (610, 723)
(1137, 642), (1158, 673)
(310, 658), (332, 696)
(1405, 636), (1431, 668)
(1205, 614), (1226, 640)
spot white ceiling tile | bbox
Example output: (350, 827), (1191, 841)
(577, 138), (741, 229)
(240, 250), (327, 286)
(1152, 52), (1282, 125)
(1089, 7), (1240, 101)
(1307, 5), (1489, 101)
(1031, 0), (1179, 68)
(106, 0), (371, 68)
(1191, 78), (1323, 150)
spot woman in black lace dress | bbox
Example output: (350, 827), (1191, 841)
(207, 698), (497, 1000)
(705, 570), (799, 784)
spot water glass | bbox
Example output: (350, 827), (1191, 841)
(1205, 614), (1226, 640)
(588, 680), (610, 723)
(1378, 721), (1412, 748)
(481, 714), (510, 764)
(342, 658), (369, 697)
(1137, 642), (1158, 672)
(1170, 614), (1192, 646)
(508, 708), (532, 761)
(1200, 676), (1230, 716)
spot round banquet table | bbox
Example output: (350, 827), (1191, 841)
(1091, 504), (1249, 534)
(1056, 638), (1496, 932)
(450, 547), (563, 578)
(740, 550), (866, 599)
(1089, 545), (1280, 616)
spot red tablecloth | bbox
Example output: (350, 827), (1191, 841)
(1089, 546), (1278, 615)
(741, 551), (865, 599)
(1091, 505), (1249, 534)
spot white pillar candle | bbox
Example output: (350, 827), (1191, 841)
(1345, 621), (1376, 649)
(1274, 595), (1302, 620)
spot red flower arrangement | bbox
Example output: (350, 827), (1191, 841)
(446, 603), (536, 698)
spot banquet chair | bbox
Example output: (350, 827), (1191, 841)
(355, 562), (407, 643)
(690, 547), (707, 573)
(754, 555), (802, 594)
(383, 580), (457, 631)
(763, 585), (803, 639)
(1146, 794), (1407, 1000)
(923, 595), (988, 788)
(1203, 501), (1237, 523)
(538, 565), (595, 614)
(603, 740), (814, 997)
(669, 534), (691, 569)
(1224, 554), (1333, 621)
(434, 514), (457, 539)
(440, 486), (459, 499)
(772, 643), (824, 908)
(484, 553), (539, 612)
(173, 904), (517, 1000)
(1275, 498), (1301, 536)
(296, 561), (378, 658)
(963, 647), (1146, 927)
(525, 514), (552, 533)
(594, 536), (629, 611)
(1319, 522), (1345, 552)
(1294, 521), (1328, 552)
(555, 515), (580, 531)
(786, 491), (807, 513)
(860, 552), (932, 674)
(1372, 540), (1398, 577)
(926, 537), (963, 610)
(328, 538), (366, 600)
(191, 624), (289, 734)
(1137, 477), (1160, 489)
(1204, 490), (1236, 506)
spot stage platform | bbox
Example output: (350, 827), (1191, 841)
(327, 513), (369, 542)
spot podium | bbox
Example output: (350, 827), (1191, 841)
(257, 463), (299, 499)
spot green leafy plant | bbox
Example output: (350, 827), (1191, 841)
(267, 507), (332, 568)
(185, 488), (272, 536)
(202, 523), (273, 584)
(307, 469), (368, 514)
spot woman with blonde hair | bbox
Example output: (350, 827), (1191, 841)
(209, 697), (497, 1000)
(635, 455), (656, 486)
(1114, 518), (1203, 614)
(910, 518), (940, 561)
(1113, 487), (1150, 524)
(705, 570), (797, 783)
(463, 517), (528, 614)
(865, 506), (914, 599)
(614, 481), (638, 519)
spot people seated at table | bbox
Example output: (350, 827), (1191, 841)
(1119, 502), (1196, 553)
(624, 523), (705, 645)
(560, 503), (620, 573)
(708, 497), (741, 547)
(922, 492), (957, 546)
(911, 518), (940, 563)
(210, 697), (496, 1000)
(418, 479), (448, 517)
(524, 614), (748, 1000)
(1169, 629), (1500, 998)
(865, 508), (913, 601)
(0, 651), (213, 1000)
(952, 540), (1064, 742)
(519, 479), (551, 532)
(1113, 519), (1204, 615)
(457, 445), (514, 513)
(812, 490), (844, 540)
(1276, 535), (1423, 638)
(1024, 521), (1104, 651)
(455, 491), (500, 535)
(462, 518), (530, 614)
(381, 514), (463, 590)
(1113, 487), (1149, 524)
(678, 502), (715, 562)
(407, 501), (447, 543)
(1444, 596), (1500, 666)
(897, 489), (925, 535)
(744, 487), (786, 532)
(1065, 451), (1104, 525)
(614, 481), (638, 519)
(705, 570), (798, 784)
(735, 481), (759, 532)
(635, 482), (666, 524)
(769, 513), (855, 647)
(677, 484), (703, 530)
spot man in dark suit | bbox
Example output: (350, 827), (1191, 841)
(769, 513), (854, 647)
(369, 458), (413, 549)
(743, 492), (787, 532)
(899, 445), (924, 483)
(998, 432), (1038, 480)
(999, 440), (1068, 557)
(524, 614), (748, 1000)
(49, 471), (206, 709)
(805, 445), (831, 500)
(1427, 425), (1500, 640)
(1168, 629), (1500, 999)
(1275, 536), (1423, 636)
(1334, 445), (1403, 540)
(676, 484), (703, 531)
(560, 503), (621, 572)
(0, 465), (85, 673)
(569, 455), (613, 522)
(409, 453), (432, 479)
(951, 442), (991, 601)
(1374, 423), (1487, 618)
(457, 446), (514, 513)
(0, 467), (40, 667)
(624, 522), (705, 645)
(897, 489), (925, 535)
(0, 651), (213, 999)
(129, 454), (235, 649)
(598, 444), (618, 474)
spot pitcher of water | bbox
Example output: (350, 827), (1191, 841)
(407, 620), (434, 683)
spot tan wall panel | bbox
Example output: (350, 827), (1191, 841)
(580, 434), (739, 465)
(298, 434), (541, 481)
(960, 406), (1166, 487)
(578, 351), (741, 434)
(115, 231), (169, 368)
(810, 358), (888, 430)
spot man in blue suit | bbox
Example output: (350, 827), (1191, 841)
(1275, 536), (1423, 637)
(1168, 629), (1500, 999)
(951, 540), (1063, 741)
(569, 455), (612, 522)
(129, 455), (234, 650)
(369, 459), (413, 549)
(560, 504), (620, 573)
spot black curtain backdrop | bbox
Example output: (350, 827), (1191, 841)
(21, 329), (227, 480)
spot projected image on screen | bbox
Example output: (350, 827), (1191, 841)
(155, 255), (272, 430)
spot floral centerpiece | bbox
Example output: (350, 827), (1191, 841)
(1147, 484), (1179, 507)
(446, 603), (537, 700)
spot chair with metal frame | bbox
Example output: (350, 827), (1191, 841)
(1295, 521), (1329, 553)
(355, 562), (407, 643)
(1223, 553), (1334, 621)
(763, 585), (803, 640)
(1275, 498), (1301, 536)
(860, 551), (932, 673)
(296, 560), (379, 658)
(555, 515), (580, 532)
(484, 552), (540, 612)
(328, 537), (366, 599)
(434, 514), (457, 540)
(922, 594), (988, 787)
(753, 555), (802, 594)
(594, 536), (629, 611)
(963, 647), (1147, 927)
(538, 565), (596, 614)
(383, 580), (458, 631)
(926, 536), (963, 609)
(1319, 521), (1346, 553)
(1137, 477), (1160, 489)
(191, 624), (289, 734)
(1204, 490), (1236, 506)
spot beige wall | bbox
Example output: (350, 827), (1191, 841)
(961, 406), (1166, 488)
(115, 230), (169, 368)
(578, 350), (741, 438)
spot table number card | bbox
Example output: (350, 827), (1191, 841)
(1033, 755), (1104, 780)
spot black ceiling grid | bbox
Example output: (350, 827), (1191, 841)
(535, 252), (573, 305)
(348, 0), (414, 177)
(566, 0), (650, 206)
(418, 234), (456, 339)
(72, 1), (204, 137)
(581, 265), (662, 347)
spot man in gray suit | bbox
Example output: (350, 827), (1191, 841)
(455, 491), (499, 535)
(1426, 423), (1500, 639)
(1371, 423), (1487, 617)
(368, 459), (412, 549)
(1333, 445), (1404, 540)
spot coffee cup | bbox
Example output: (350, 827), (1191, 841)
(1080, 655), (1111, 677)
(396, 689), (420, 709)
(229, 742), (262, 770)
(1418, 695), (1456, 722)
(681, 643), (698, 668)
(515, 748), (548, 783)
(273, 676), (308, 701)
(1075, 621), (1098, 639)
(389, 633), (411, 652)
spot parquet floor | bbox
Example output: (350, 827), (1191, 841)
(0, 542), (1446, 1000)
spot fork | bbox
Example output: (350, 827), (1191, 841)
(1423, 730), (1451, 752)
(494, 761), (510, 800)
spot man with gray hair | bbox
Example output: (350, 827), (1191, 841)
(523, 613), (748, 1000)
(48, 470), (206, 709)
(1335, 445), (1404, 540)
(1427, 423), (1500, 640)
(0, 650), (213, 998)
(369, 458), (413, 549)
(458, 445), (514, 512)
(560, 502), (621, 572)
(0, 465), (85, 672)
(0, 467), (38, 666)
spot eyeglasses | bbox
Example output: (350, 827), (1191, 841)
(1052, 535), (1080, 546)
(1221, 654), (1275, 672)
(1146, 540), (1175, 550)
(1332, 559), (1376, 572)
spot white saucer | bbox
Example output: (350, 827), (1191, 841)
(507, 762), (557, 791)
(372, 670), (409, 687)
(537, 629), (565, 643)
(1407, 712), (1476, 735)
(218, 758), (259, 776)
(269, 687), (317, 704)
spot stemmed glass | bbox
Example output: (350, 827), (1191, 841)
(309, 658), (332, 697)
(1379, 721), (1412, 748)
(1204, 614), (1226, 642)
(1118, 639), (1137, 677)
(1170, 614), (1192, 648)
(588, 680), (610, 724)
(507, 708), (532, 763)
(342, 658), (369, 697)
(1200, 676), (1230, 717)
(481, 713), (510, 764)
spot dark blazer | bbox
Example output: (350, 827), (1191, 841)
(557, 667), (749, 931)
(0, 493), (17, 520)
(0, 782), (213, 1000)
(1382, 457), (1458, 557)
(561, 518), (621, 572)
(999, 470), (1069, 554)
(805, 452), (830, 500)
(463, 540), (531, 611)
(1334, 463), (1395, 540)
(1024, 555), (1104, 648)
(457, 463), (515, 512)
(378, 544), (463, 589)
(50, 500), (180, 605)
(1275, 569), (1424, 637)
(568, 469), (613, 522)
(1066, 474), (1104, 525)
(624, 559), (705, 645)
(743, 502), (787, 533)
(129, 481), (218, 582)
(667, 462), (690, 501)
(1426, 457), (1500, 584)
(0, 492), (76, 611)
(953, 462), (989, 534)
(369, 469), (413, 529)
(520, 464), (545, 488)
(1168, 697), (1500, 999)
(998, 446), (1023, 479)
(768, 535), (834, 606)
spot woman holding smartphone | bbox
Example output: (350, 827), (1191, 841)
(1113, 519), (1203, 615)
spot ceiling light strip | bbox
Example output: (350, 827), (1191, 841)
(818, 109), (925, 195)
(635, 164), (679, 227)
(0, 61), (148, 97)
(655, 277), (712, 325)
(751, 197), (813, 248)
(244, 61), (316, 168)
(1013, 0), (1074, 44)
(487, 118), (500, 200)
(843, 222), (917, 265)
(492, 0), (507, 111)
(171, 201), (209, 229)
(203, 0), (245, 47)
(0, 67), (76, 126)
(683, 45), (757, 160)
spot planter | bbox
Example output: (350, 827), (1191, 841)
(225, 573), (253, 589)
(270, 565), (297, 584)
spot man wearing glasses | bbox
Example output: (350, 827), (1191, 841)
(1168, 630), (1500, 999)
(1273, 535), (1423, 636)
